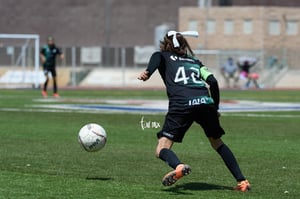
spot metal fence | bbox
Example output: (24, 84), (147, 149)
(0, 44), (297, 88)
(0, 46), (138, 68)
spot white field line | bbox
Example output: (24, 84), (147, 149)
(1, 98), (300, 115)
(222, 113), (300, 118)
(1, 107), (300, 118)
(0, 107), (106, 114)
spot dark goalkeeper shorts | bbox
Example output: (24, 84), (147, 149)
(43, 65), (57, 77)
(157, 105), (225, 142)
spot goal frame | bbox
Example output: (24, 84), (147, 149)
(0, 33), (40, 88)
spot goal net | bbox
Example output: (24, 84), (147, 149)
(0, 34), (43, 88)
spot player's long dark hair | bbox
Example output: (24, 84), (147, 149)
(160, 33), (195, 56)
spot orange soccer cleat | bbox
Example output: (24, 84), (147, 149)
(41, 90), (48, 98)
(234, 180), (251, 192)
(53, 93), (60, 98)
(162, 164), (191, 186)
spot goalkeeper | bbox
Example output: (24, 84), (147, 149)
(40, 36), (64, 97)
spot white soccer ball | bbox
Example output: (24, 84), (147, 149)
(78, 123), (107, 152)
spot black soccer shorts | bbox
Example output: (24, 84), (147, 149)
(157, 105), (225, 142)
(43, 65), (57, 77)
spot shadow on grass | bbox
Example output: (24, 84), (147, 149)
(162, 182), (232, 195)
(86, 177), (113, 181)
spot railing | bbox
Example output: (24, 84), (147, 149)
(0, 45), (297, 88)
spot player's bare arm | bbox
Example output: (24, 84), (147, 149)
(138, 71), (150, 81)
(40, 54), (46, 64)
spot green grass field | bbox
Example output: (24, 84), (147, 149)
(0, 89), (299, 199)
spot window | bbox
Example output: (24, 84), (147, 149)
(198, 0), (212, 7)
(286, 20), (298, 35)
(206, 19), (216, 34)
(224, 19), (234, 34)
(269, 20), (280, 35)
(188, 20), (198, 31)
(243, 19), (253, 34)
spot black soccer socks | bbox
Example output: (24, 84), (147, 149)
(159, 148), (182, 169)
(217, 144), (246, 182)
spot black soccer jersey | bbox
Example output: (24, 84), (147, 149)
(146, 51), (216, 111)
(40, 44), (62, 68)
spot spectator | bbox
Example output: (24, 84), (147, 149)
(238, 57), (260, 89)
(220, 57), (239, 88)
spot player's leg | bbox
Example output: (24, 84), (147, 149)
(157, 138), (191, 186)
(43, 75), (49, 92)
(53, 76), (58, 95)
(51, 69), (59, 97)
(156, 137), (179, 168)
(42, 70), (49, 97)
(208, 137), (247, 181)
(196, 106), (250, 191)
(209, 137), (250, 191)
(157, 112), (192, 186)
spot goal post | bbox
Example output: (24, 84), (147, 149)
(0, 33), (40, 88)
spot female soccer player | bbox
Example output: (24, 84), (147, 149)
(138, 31), (250, 191)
